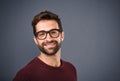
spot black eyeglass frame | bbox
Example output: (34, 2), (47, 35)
(35, 29), (62, 40)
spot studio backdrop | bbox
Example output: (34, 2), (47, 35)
(0, 0), (120, 81)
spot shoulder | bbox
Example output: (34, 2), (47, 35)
(20, 57), (39, 70)
(61, 59), (77, 78)
(13, 57), (38, 81)
(17, 57), (40, 72)
(61, 59), (76, 71)
(62, 59), (75, 67)
(62, 59), (77, 79)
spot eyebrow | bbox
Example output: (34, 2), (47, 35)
(37, 28), (59, 32)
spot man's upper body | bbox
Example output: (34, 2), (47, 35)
(13, 10), (77, 81)
(13, 57), (77, 81)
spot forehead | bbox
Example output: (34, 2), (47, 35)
(35, 20), (59, 32)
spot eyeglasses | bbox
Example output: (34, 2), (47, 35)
(35, 29), (62, 40)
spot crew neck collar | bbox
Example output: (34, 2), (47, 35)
(35, 57), (64, 70)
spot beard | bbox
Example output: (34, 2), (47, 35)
(38, 40), (62, 56)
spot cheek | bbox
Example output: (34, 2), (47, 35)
(59, 35), (64, 41)
(36, 40), (43, 46)
(57, 37), (62, 43)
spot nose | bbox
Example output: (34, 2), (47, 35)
(45, 33), (52, 41)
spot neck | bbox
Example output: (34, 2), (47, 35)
(38, 50), (61, 67)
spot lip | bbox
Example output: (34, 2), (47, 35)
(44, 42), (56, 48)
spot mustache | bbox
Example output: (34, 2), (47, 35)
(42, 40), (58, 46)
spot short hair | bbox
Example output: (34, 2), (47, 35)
(32, 10), (63, 36)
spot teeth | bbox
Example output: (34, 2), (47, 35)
(47, 43), (54, 45)
(45, 43), (55, 47)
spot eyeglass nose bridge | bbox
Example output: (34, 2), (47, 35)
(45, 31), (52, 39)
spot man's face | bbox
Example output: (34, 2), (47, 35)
(34, 20), (64, 56)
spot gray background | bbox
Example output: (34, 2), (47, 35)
(0, 0), (120, 81)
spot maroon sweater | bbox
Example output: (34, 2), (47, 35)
(13, 57), (77, 81)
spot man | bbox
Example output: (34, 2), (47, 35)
(13, 10), (77, 81)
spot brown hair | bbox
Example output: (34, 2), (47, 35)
(32, 10), (63, 36)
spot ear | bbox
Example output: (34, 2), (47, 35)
(61, 32), (64, 41)
(33, 36), (38, 45)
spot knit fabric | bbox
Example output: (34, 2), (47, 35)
(13, 57), (77, 81)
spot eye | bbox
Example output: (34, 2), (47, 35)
(50, 30), (58, 34)
(38, 31), (46, 37)
(50, 29), (59, 37)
